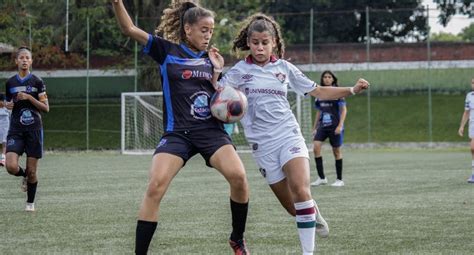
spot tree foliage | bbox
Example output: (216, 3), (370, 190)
(433, 0), (474, 26)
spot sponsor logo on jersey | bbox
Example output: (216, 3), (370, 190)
(275, 72), (286, 83)
(20, 109), (35, 126)
(247, 88), (286, 97)
(289, 146), (301, 154)
(182, 70), (212, 80)
(241, 74), (253, 83)
(190, 92), (211, 120)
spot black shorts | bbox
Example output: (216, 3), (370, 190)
(314, 128), (344, 148)
(154, 128), (233, 167)
(6, 129), (43, 159)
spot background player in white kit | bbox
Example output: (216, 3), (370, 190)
(210, 13), (369, 254)
(0, 93), (10, 166)
(457, 78), (474, 183)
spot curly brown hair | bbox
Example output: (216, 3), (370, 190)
(155, 0), (214, 44)
(232, 13), (285, 58)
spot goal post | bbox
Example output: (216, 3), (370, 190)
(121, 90), (314, 154)
(121, 92), (164, 155)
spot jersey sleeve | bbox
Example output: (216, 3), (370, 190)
(338, 98), (346, 106)
(285, 61), (316, 96)
(143, 34), (172, 65)
(314, 99), (320, 110)
(37, 77), (46, 93)
(218, 66), (242, 89)
(465, 93), (470, 110)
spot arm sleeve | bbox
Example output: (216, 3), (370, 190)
(338, 98), (346, 106)
(285, 61), (317, 96)
(217, 66), (242, 89)
(143, 34), (172, 65)
(37, 77), (46, 93)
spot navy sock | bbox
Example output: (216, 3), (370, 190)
(14, 166), (27, 177)
(315, 157), (325, 179)
(135, 220), (157, 255)
(336, 159), (343, 180)
(230, 198), (249, 241)
(26, 182), (38, 203)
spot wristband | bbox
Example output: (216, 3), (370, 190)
(350, 87), (356, 95)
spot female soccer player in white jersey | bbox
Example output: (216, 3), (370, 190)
(458, 78), (474, 183)
(209, 13), (369, 254)
(112, 1), (250, 254)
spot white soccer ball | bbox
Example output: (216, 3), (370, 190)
(210, 86), (248, 123)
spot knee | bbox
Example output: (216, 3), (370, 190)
(5, 161), (18, 175)
(291, 186), (311, 202)
(145, 178), (167, 203)
(27, 168), (37, 181)
(229, 171), (248, 191)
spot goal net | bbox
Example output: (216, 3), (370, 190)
(121, 90), (314, 154)
(121, 92), (164, 155)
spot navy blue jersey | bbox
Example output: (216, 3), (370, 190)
(5, 74), (46, 131)
(144, 34), (221, 132)
(315, 98), (346, 130)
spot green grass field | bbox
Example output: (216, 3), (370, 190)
(1, 149), (473, 254)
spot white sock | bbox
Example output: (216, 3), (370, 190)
(295, 200), (316, 255)
(471, 160), (474, 175)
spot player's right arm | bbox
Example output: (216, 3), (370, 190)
(111, 0), (148, 45)
(459, 109), (469, 137)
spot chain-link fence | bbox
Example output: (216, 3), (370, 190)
(0, 3), (472, 150)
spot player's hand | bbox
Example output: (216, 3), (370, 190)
(5, 101), (14, 110)
(209, 46), (224, 72)
(353, 78), (370, 94)
(335, 126), (342, 135)
(458, 127), (464, 137)
(17, 92), (31, 101)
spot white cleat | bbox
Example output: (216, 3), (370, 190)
(468, 175), (474, 183)
(331, 179), (345, 187)
(25, 203), (35, 212)
(310, 178), (328, 186)
(314, 201), (329, 238)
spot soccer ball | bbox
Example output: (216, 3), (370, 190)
(210, 86), (248, 123)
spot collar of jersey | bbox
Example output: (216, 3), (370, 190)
(180, 43), (205, 58)
(16, 73), (32, 84)
(245, 55), (278, 65)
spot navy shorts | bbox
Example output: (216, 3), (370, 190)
(314, 128), (343, 148)
(6, 129), (43, 159)
(154, 128), (233, 167)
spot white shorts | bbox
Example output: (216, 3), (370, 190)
(253, 137), (309, 185)
(0, 126), (8, 143)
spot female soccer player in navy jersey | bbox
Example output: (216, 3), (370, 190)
(311, 70), (347, 187)
(111, 1), (250, 254)
(210, 13), (369, 254)
(4, 46), (49, 212)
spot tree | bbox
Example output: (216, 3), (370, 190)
(431, 31), (463, 41)
(433, 0), (474, 26)
(265, 0), (428, 43)
(459, 23), (474, 41)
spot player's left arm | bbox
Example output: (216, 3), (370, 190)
(335, 104), (347, 135)
(310, 79), (369, 99)
(17, 92), (49, 113)
(458, 109), (469, 137)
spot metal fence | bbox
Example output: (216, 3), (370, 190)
(0, 4), (473, 149)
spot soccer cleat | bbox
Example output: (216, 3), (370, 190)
(310, 178), (328, 186)
(25, 203), (35, 212)
(229, 239), (250, 255)
(21, 177), (27, 192)
(331, 179), (345, 187)
(314, 201), (329, 238)
(468, 175), (474, 183)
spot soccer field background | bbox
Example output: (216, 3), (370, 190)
(0, 149), (472, 254)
